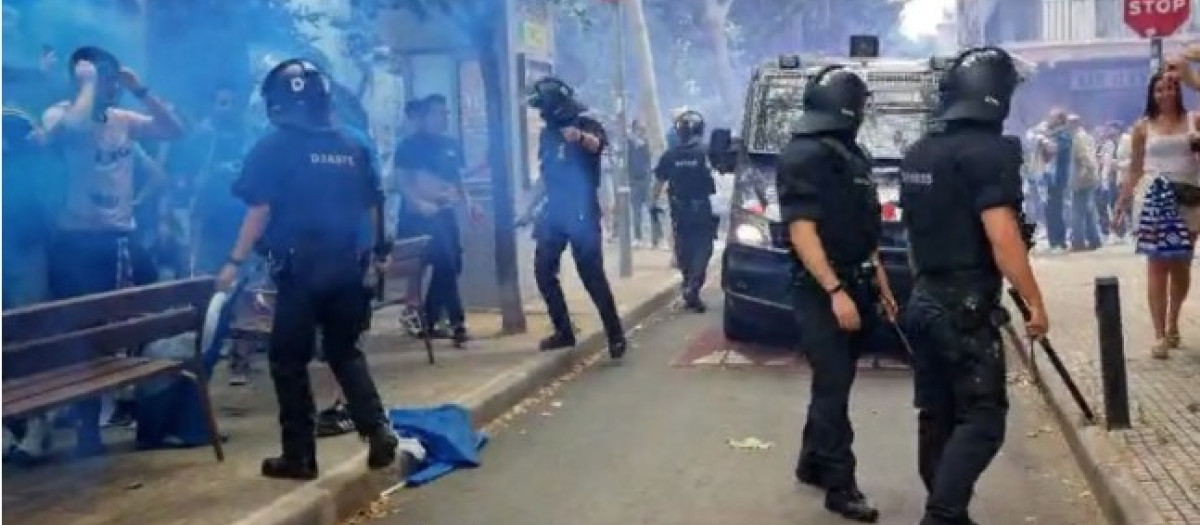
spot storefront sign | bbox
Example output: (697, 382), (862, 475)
(521, 21), (550, 57)
(1068, 66), (1149, 91)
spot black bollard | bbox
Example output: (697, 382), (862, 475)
(1094, 277), (1131, 430)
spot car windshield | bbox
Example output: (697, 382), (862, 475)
(747, 75), (930, 159)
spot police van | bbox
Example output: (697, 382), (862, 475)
(708, 39), (956, 350)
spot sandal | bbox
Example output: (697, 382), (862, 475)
(1165, 331), (1181, 349)
(1151, 340), (1170, 360)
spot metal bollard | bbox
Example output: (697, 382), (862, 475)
(1094, 276), (1131, 430)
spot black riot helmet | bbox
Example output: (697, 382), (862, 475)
(673, 110), (705, 144)
(260, 58), (333, 129)
(527, 76), (585, 126)
(792, 65), (870, 135)
(936, 47), (1020, 123)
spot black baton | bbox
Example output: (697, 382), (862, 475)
(1006, 288), (1096, 423)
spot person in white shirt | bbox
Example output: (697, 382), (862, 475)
(1095, 122), (1125, 241)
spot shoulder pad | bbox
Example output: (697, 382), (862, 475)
(817, 137), (871, 173)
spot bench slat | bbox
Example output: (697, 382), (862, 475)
(2, 309), (199, 379)
(2, 356), (126, 392)
(2, 360), (183, 418)
(3, 277), (214, 344)
(3, 357), (160, 405)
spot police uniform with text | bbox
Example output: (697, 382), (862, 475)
(899, 48), (1026, 525)
(653, 110), (717, 311)
(776, 66), (881, 523)
(526, 77), (627, 358)
(233, 59), (396, 480)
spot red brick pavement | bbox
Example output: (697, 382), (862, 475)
(1030, 248), (1200, 525)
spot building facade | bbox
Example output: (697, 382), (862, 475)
(962, 0), (1200, 130)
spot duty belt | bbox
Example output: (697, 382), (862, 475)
(794, 260), (875, 288)
(915, 267), (1000, 285)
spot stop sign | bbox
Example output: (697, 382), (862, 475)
(1125, 0), (1192, 37)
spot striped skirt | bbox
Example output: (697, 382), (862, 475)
(1135, 177), (1195, 259)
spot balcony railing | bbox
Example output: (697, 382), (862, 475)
(989, 0), (1199, 44)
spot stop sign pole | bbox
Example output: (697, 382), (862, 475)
(1125, 0), (1191, 71)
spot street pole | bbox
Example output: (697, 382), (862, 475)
(1150, 35), (1164, 72)
(613, 0), (633, 278)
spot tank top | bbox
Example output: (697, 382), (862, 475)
(1143, 114), (1200, 186)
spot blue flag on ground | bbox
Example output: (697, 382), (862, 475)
(388, 404), (489, 487)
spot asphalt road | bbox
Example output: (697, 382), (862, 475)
(378, 292), (1104, 525)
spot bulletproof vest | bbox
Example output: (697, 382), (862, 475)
(665, 142), (715, 201)
(818, 137), (881, 246)
(902, 131), (1019, 276)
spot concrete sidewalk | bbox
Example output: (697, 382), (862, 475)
(1013, 247), (1200, 525)
(2, 248), (683, 525)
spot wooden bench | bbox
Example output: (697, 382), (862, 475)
(229, 236), (435, 364)
(2, 277), (224, 461)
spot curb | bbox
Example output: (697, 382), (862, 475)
(232, 275), (682, 525)
(1003, 326), (1166, 525)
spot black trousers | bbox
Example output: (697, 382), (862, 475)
(792, 273), (877, 491)
(533, 215), (623, 340)
(47, 231), (156, 451)
(398, 209), (465, 329)
(268, 272), (387, 461)
(671, 203), (717, 301)
(631, 184), (663, 246)
(1045, 181), (1067, 249)
(904, 278), (1008, 523)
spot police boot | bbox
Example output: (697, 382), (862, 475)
(917, 516), (979, 525)
(608, 336), (628, 360)
(794, 461), (827, 489)
(451, 325), (470, 348)
(539, 332), (576, 351)
(825, 488), (880, 523)
(366, 426), (399, 470)
(261, 456), (319, 481)
(683, 294), (707, 313)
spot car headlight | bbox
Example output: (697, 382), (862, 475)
(733, 222), (769, 247)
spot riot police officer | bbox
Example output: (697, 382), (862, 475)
(899, 47), (1048, 525)
(777, 66), (895, 523)
(517, 77), (627, 359)
(651, 110), (718, 312)
(219, 59), (397, 480)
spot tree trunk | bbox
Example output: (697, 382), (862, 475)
(475, 23), (527, 334)
(625, 0), (667, 157)
(702, 0), (740, 110)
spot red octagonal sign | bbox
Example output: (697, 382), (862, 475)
(1125, 0), (1192, 38)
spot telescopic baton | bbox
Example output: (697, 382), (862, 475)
(1006, 288), (1096, 423)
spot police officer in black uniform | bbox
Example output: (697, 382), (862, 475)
(777, 66), (895, 523)
(651, 110), (718, 312)
(517, 77), (627, 359)
(899, 47), (1048, 525)
(219, 59), (397, 480)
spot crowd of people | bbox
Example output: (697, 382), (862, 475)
(1020, 54), (1200, 359)
(1022, 110), (1128, 253)
(0, 43), (472, 464)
